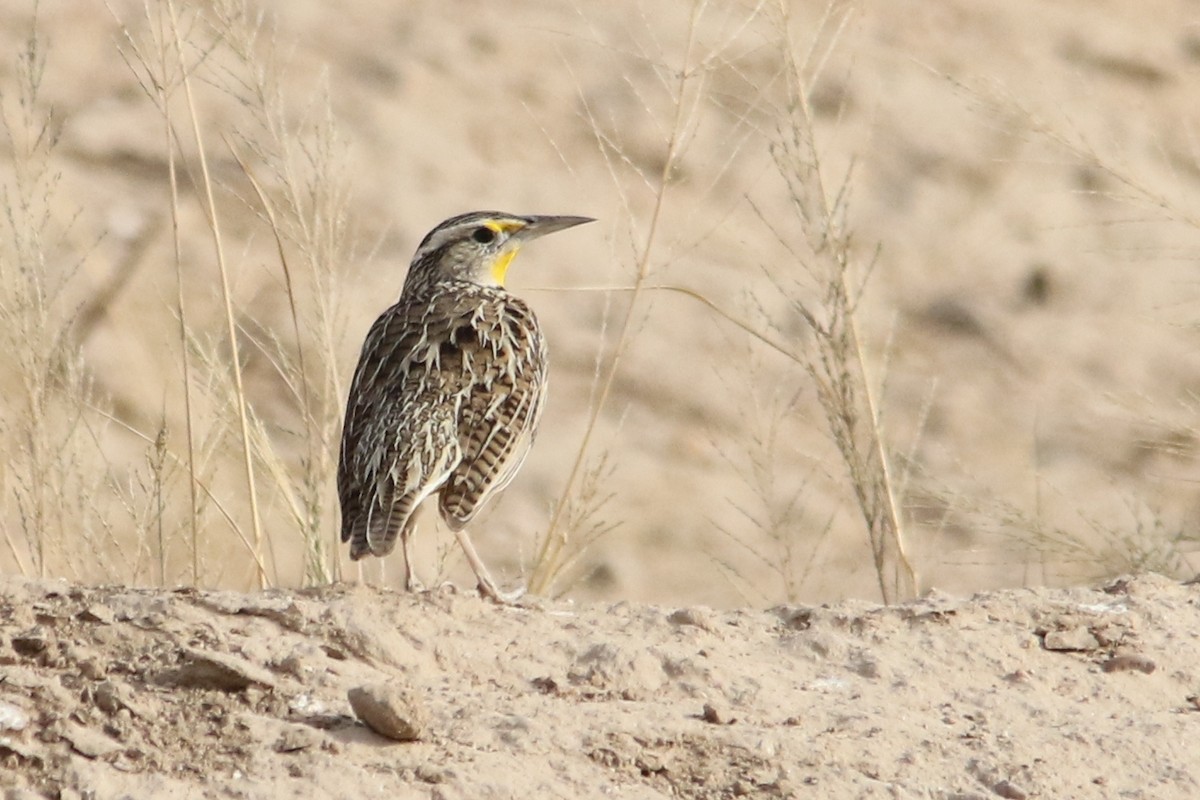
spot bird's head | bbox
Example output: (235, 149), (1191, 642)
(405, 211), (594, 292)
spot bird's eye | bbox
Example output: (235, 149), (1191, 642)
(471, 226), (496, 244)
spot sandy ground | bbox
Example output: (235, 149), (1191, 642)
(2, 573), (1199, 799)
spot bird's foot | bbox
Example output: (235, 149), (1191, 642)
(476, 578), (527, 606)
(403, 571), (426, 593)
(452, 527), (527, 605)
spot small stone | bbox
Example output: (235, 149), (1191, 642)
(531, 676), (559, 694)
(992, 779), (1028, 799)
(321, 644), (348, 661)
(416, 764), (449, 784)
(93, 680), (137, 716)
(11, 627), (50, 658)
(0, 736), (43, 768)
(1101, 654), (1156, 674)
(0, 700), (30, 732)
(274, 724), (322, 753)
(636, 750), (666, 774)
(668, 608), (715, 632)
(700, 701), (736, 725)
(62, 723), (122, 758)
(78, 604), (115, 625)
(347, 682), (427, 742)
(849, 654), (880, 679)
(79, 659), (106, 681)
(1042, 627), (1100, 651)
(288, 693), (329, 718)
(274, 654), (308, 679)
(156, 648), (276, 692)
(773, 606), (815, 630)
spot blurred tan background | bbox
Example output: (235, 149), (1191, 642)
(0, 0), (1198, 606)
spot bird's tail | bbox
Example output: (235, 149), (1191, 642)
(344, 490), (419, 561)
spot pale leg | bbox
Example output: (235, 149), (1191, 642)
(453, 528), (525, 604)
(401, 528), (425, 592)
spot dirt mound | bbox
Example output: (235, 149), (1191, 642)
(2, 574), (1198, 798)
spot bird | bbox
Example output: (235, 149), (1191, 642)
(338, 210), (594, 602)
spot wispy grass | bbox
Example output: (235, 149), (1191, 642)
(167, 0), (268, 589)
(0, 7), (114, 580)
(757, 0), (916, 602)
(196, 0), (354, 587)
(709, 342), (837, 604)
(124, 0), (353, 587)
(909, 54), (1200, 586)
(528, 1), (711, 595)
(531, 0), (917, 604)
(0, 0), (356, 588)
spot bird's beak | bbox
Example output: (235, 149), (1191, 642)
(512, 215), (595, 242)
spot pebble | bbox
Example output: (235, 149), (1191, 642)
(78, 604), (115, 625)
(347, 682), (427, 742)
(273, 724), (323, 753)
(667, 608), (715, 632)
(1042, 627), (1100, 651)
(1100, 654), (1156, 674)
(93, 680), (137, 716)
(62, 723), (122, 758)
(701, 701), (737, 725)
(992, 779), (1029, 799)
(0, 700), (29, 732)
(10, 627), (50, 658)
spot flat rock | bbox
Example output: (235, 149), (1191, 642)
(1042, 627), (1100, 652)
(156, 647), (277, 691)
(62, 723), (121, 758)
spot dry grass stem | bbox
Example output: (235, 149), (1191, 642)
(766, 0), (915, 603)
(0, 7), (112, 581)
(529, 1), (707, 595)
(164, 0), (268, 588)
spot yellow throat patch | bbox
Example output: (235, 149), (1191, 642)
(491, 248), (519, 286)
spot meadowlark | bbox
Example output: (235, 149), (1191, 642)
(338, 211), (593, 602)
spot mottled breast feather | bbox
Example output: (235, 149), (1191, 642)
(437, 293), (547, 528)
